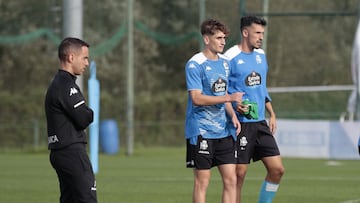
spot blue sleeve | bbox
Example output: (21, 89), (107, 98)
(227, 58), (239, 94)
(185, 61), (202, 91)
(265, 89), (272, 103)
(265, 61), (272, 103)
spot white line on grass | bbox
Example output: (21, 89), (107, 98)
(341, 199), (360, 203)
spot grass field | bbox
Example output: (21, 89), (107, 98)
(0, 146), (359, 203)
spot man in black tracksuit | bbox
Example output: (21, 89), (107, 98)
(45, 37), (97, 203)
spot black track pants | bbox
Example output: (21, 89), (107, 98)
(50, 143), (97, 203)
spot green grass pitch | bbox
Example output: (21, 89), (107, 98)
(0, 147), (359, 203)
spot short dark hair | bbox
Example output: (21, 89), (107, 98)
(240, 15), (267, 31)
(58, 37), (89, 61)
(200, 19), (229, 36)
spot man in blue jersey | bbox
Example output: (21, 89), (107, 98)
(185, 19), (244, 203)
(224, 16), (285, 203)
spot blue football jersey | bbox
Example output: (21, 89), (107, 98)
(224, 45), (271, 123)
(185, 52), (231, 140)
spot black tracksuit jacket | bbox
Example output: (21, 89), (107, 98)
(45, 70), (93, 150)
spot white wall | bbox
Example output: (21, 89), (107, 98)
(275, 119), (360, 160)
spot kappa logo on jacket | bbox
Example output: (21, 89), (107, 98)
(69, 87), (78, 96)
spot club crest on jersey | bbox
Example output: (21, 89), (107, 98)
(223, 61), (230, 76)
(223, 61), (229, 70)
(69, 87), (78, 96)
(245, 71), (261, 86)
(256, 55), (262, 64)
(212, 77), (227, 93)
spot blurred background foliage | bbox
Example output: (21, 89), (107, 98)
(0, 0), (359, 149)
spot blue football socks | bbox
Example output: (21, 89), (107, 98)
(258, 180), (279, 203)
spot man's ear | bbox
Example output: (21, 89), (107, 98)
(203, 35), (210, 45)
(242, 29), (249, 38)
(67, 53), (74, 63)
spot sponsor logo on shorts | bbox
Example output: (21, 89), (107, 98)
(186, 160), (195, 168)
(198, 140), (210, 154)
(91, 181), (97, 191)
(239, 136), (248, 151)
